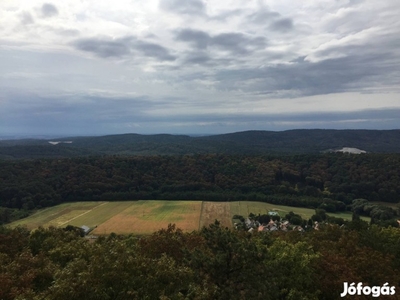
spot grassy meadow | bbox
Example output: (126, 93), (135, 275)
(230, 201), (316, 219)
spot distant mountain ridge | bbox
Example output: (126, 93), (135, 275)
(0, 129), (399, 159)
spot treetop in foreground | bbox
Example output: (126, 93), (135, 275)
(1, 220), (400, 299)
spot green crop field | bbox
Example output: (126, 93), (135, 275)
(8, 200), (368, 234)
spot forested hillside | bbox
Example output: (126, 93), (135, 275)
(1, 153), (399, 224)
(1, 129), (400, 159)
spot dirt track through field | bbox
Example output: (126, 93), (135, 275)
(199, 202), (231, 228)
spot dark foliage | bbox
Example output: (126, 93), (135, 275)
(0, 154), (399, 219)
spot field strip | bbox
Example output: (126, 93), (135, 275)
(200, 202), (231, 228)
(92, 200), (202, 235)
(28, 207), (52, 216)
(199, 201), (204, 230)
(58, 202), (108, 227)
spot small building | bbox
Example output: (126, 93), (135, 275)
(268, 211), (279, 216)
(269, 225), (278, 231)
(81, 225), (91, 235)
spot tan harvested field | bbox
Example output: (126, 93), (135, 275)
(199, 202), (231, 228)
(92, 201), (202, 235)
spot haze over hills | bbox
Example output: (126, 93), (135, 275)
(0, 129), (399, 159)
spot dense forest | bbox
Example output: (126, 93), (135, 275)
(1, 220), (400, 299)
(1, 153), (400, 224)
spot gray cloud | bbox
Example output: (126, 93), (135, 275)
(246, 7), (294, 33)
(210, 9), (244, 22)
(41, 3), (58, 18)
(184, 52), (210, 65)
(212, 33), (246, 52)
(2, 0), (400, 136)
(176, 29), (267, 55)
(73, 36), (175, 61)
(269, 18), (294, 32)
(176, 29), (210, 49)
(74, 37), (133, 58)
(57, 29), (80, 37)
(213, 50), (400, 97)
(135, 41), (176, 61)
(159, 0), (206, 16)
(20, 12), (34, 25)
(247, 8), (280, 25)
(212, 33), (266, 54)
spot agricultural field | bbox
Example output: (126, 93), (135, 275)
(8, 200), (367, 234)
(8, 202), (111, 230)
(9, 200), (202, 235)
(199, 202), (231, 228)
(92, 201), (201, 235)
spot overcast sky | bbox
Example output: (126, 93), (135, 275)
(1, 0), (400, 136)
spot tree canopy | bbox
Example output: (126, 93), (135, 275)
(1, 221), (399, 299)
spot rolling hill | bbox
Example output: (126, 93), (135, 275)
(1, 129), (399, 159)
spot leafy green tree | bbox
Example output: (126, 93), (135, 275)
(265, 239), (319, 300)
(189, 221), (268, 299)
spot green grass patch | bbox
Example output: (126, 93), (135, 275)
(230, 201), (369, 221)
(230, 201), (316, 220)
